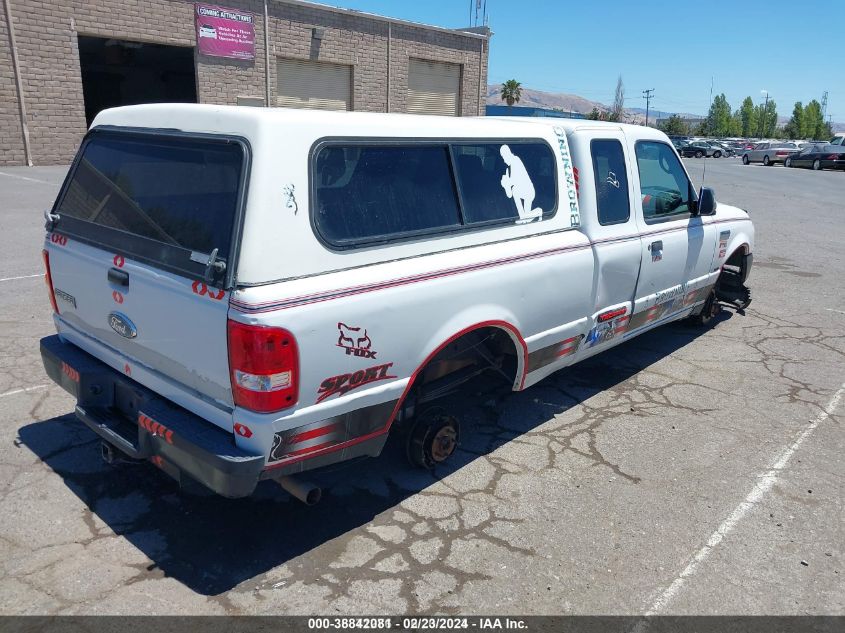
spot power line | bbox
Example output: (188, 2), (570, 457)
(642, 89), (654, 126)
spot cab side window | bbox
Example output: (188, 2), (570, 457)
(591, 139), (630, 225)
(635, 141), (694, 222)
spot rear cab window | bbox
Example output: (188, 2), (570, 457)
(590, 139), (630, 226)
(311, 140), (557, 248)
(53, 128), (249, 286)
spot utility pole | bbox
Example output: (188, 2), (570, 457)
(758, 91), (769, 138)
(642, 88), (654, 127)
(821, 91), (828, 120)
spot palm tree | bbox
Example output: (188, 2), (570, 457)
(500, 80), (522, 107)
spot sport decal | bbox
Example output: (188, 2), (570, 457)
(50, 233), (68, 246)
(316, 362), (396, 403)
(113, 254), (125, 268)
(500, 145), (543, 224)
(336, 322), (376, 358)
(552, 126), (580, 228)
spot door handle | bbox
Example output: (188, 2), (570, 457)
(108, 268), (129, 287)
(650, 240), (663, 251)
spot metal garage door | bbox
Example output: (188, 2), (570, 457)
(277, 58), (351, 111)
(407, 59), (461, 116)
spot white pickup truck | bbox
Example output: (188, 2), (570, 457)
(40, 105), (753, 501)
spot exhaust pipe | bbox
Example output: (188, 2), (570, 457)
(277, 476), (321, 505)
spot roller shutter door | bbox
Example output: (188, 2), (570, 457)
(277, 58), (351, 111)
(407, 59), (460, 116)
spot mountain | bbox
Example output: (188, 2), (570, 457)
(486, 85), (701, 123)
(486, 85), (845, 131)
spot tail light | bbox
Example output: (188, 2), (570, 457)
(42, 249), (59, 314)
(775, 151), (789, 157)
(826, 154), (839, 160)
(227, 320), (298, 412)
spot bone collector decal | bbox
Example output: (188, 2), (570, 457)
(316, 362), (396, 403)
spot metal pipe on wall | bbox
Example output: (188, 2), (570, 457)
(3, 0), (33, 165)
(386, 21), (391, 113)
(264, 0), (271, 107)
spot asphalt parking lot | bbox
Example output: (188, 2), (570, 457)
(0, 157), (842, 616)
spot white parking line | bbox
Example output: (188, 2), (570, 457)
(642, 382), (845, 616)
(825, 308), (845, 315)
(0, 384), (48, 398)
(0, 170), (59, 185)
(0, 273), (42, 282)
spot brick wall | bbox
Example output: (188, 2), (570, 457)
(0, 0), (489, 166)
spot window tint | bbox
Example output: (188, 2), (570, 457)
(635, 141), (693, 222)
(57, 133), (244, 260)
(591, 139), (630, 225)
(313, 141), (558, 246)
(313, 145), (461, 245)
(452, 143), (556, 224)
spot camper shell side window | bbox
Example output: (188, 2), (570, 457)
(310, 138), (559, 249)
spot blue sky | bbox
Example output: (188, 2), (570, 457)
(324, 0), (843, 122)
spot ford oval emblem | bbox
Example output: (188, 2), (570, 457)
(108, 312), (137, 339)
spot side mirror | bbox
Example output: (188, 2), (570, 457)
(696, 186), (717, 216)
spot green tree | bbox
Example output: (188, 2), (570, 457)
(730, 110), (743, 136)
(660, 114), (689, 136)
(608, 75), (625, 122)
(500, 79), (522, 107)
(740, 96), (757, 137)
(706, 93), (732, 137)
(587, 107), (601, 121)
(784, 101), (804, 139)
(755, 99), (778, 137)
(802, 100), (825, 139)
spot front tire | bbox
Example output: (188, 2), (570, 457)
(763, 155), (771, 166)
(695, 150), (704, 158)
(785, 157), (792, 167)
(813, 159), (821, 171)
(742, 155), (749, 165)
(713, 151), (721, 158)
(688, 288), (721, 327)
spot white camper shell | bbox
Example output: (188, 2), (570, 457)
(40, 105), (754, 499)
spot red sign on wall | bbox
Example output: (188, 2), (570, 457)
(195, 3), (255, 60)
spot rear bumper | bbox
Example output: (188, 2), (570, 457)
(40, 335), (264, 498)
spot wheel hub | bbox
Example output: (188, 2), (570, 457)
(430, 425), (458, 462)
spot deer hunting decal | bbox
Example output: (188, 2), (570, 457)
(336, 322), (376, 359)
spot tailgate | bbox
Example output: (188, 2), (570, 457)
(45, 127), (249, 425)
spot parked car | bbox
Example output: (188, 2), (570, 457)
(830, 134), (845, 146)
(39, 105), (754, 500)
(709, 141), (735, 157)
(741, 142), (800, 165)
(680, 142), (720, 158)
(785, 144), (845, 170)
(671, 139), (689, 152)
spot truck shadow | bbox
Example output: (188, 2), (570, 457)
(17, 314), (730, 596)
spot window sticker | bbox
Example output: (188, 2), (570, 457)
(499, 145), (543, 224)
(553, 126), (580, 228)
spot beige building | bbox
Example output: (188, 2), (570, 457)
(1, 0), (490, 166)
